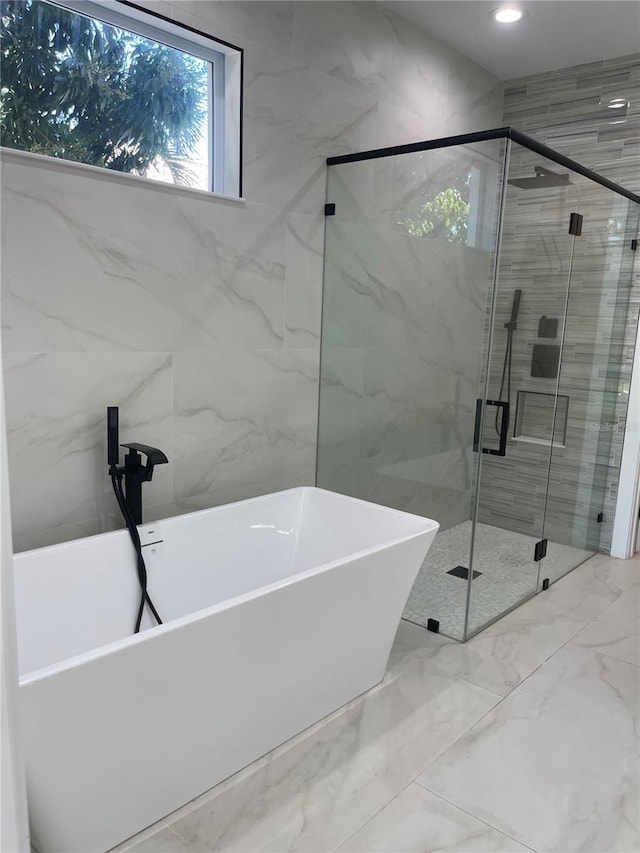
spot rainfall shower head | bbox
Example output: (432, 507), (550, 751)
(508, 165), (573, 190)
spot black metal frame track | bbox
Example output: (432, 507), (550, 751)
(326, 127), (640, 206)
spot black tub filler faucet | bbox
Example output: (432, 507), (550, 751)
(107, 406), (168, 526)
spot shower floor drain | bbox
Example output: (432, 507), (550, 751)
(447, 565), (482, 580)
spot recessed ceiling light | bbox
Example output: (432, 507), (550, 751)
(493, 6), (524, 23)
(607, 98), (628, 109)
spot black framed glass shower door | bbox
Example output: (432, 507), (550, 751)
(465, 143), (583, 637)
(317, 127), (640, 642)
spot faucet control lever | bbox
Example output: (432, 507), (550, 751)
(120, 442), (169, 482)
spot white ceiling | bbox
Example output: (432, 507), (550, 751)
(384, 1), (640, 80)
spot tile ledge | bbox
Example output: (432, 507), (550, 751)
(0, 146), (247, 207)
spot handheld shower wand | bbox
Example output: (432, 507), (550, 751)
(495, 289), (522, 439)
(507, 289), (521, 331)
(107, 405), (120, 468)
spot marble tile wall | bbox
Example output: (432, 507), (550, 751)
(316, 141), (505, 530)
(487, 53), (640, 553)
(0, 1), (504, 550)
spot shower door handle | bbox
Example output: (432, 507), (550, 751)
(473, 399), (510, 457)
(473, 399), (483, 453)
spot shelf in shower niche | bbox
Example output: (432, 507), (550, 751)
(513, 390), (569, 447)
(510, 436), (566, 449)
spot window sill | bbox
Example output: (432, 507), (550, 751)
(0, 147), (246, 207)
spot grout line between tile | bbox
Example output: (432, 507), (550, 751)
(163, 821), (191, 850)
(568, 645), (640, 672)
(330, 784), (412, 852)
(409, 578), (634, 803)
(420, 787), (540, 853)
(411, 687), (512, 783)
(398, 647), (508, 700)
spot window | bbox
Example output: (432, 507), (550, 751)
(0, 0), (242, 195)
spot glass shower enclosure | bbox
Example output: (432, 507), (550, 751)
(316, 128), (640, 641)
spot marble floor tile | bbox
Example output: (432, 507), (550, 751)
(337, 783), (531, 852)
(552, 551), (640, 600)
(392, 600), (603, 698)
(386, 619), (455, 680)
(572, 585), (640, 667)
(164, 658), (499, 852)
(420, 643), (640, 853)
(395, 556), (624, 696)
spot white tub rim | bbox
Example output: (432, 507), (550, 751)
(17, 487), (438, 685)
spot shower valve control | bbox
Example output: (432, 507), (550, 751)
(538, 316), (558, 338)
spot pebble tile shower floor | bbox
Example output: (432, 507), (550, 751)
(112, 550), (639, 853)
(403, 520), (594, 638)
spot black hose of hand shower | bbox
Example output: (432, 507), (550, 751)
(110, 471), (163, 633)
(111, 472), (147, 632)
(110, 472), (144, 628)
(114, 473), (163, 631)
(114, 474), (149, 632)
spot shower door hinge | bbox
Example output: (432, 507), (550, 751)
(534, 538), (548, 562)
(632, 239), (638, 251)
(542, 578), (550, 591)
(597, 511), (604, 523)
(324, 203), (336, 216)
(427, 618), (440, 633)
(568, 213), (583, 236)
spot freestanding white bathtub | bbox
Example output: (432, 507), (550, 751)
(13, 487), (438, 853)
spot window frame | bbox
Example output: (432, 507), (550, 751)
(5, 0), (243, 196)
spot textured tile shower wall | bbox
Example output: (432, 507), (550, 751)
(484, 54), (640, 552)
(0, 1), (504, 551)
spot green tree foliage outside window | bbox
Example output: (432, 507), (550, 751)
(399, 171), (471, 244)
(0, 0), (208, 186)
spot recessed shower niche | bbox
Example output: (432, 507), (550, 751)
(513, 391), (569, 447)
(316, 127), (640, 640)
